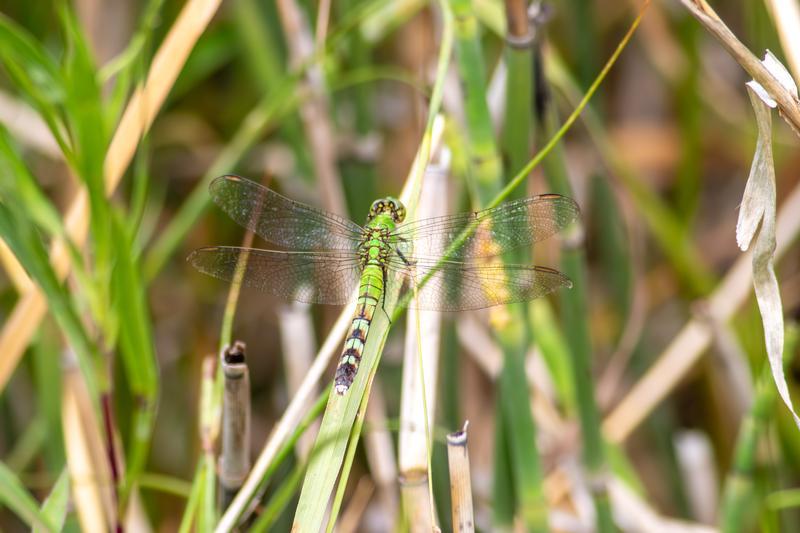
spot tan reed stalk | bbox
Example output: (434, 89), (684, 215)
(398, 146), (450, 529)
(218, 342), (252, 512)
(61, 351), (114, 531)
(446, 423), (475, 533)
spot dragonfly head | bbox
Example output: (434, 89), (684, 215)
(368, 197), (406, 223)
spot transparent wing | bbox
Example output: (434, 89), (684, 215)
(388, 256), (572, 311)
(393, 194), (579, 259)
(188, 246), (361, 305)
(210, 175), (364, 251)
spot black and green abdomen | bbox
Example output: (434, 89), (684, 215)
(334, 262), (384, 394)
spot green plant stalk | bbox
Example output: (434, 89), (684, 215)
(449, 0), (547, 527)
(327, 368), (378, 532)
(720, 325), (799, 531)
(540, 107), (614, 532)
(589, 177), (632, 321)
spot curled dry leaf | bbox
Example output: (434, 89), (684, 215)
(736, 81), (800, 429)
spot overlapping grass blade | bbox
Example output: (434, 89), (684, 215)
(33, 469), (70, 533)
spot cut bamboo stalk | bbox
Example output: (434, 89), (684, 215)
(398, 146), (450, 530)
(399, 469), (434, 532)
(447, 423), (475, 533)
(278, 302), (318, 459)
(219, 341), (252, 512)
(0, 0), (224, 392)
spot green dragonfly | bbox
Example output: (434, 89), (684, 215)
(189, 175), (579, 394)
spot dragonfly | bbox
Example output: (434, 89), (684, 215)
(189, 175), (579, 394)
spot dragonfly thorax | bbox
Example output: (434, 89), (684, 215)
(368, 197), (405, 223)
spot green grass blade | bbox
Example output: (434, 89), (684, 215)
(0, 461), (55, 532)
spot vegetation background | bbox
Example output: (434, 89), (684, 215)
(0, 0), (799, 531)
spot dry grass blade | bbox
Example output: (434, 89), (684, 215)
(737, 83), (799, 429)
(0, 0), (223, 391)
(679, 0), (800, 135)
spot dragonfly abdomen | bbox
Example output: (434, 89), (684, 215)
(334, 262), (385, 394)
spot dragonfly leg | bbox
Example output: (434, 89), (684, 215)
(379, 266), (393, 324)
(395, 247), (415, 267)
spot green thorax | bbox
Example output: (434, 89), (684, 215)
(358, 196), (406, 268)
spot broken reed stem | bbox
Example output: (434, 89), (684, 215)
(447, 424), (475, 533)
(219, 341), (251, 513)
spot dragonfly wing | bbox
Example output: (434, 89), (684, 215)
(189, 247), (361, 305)
(210, 175), (364, 251)
(392, 194), (579, 259)
(388, 256), (572, 311)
